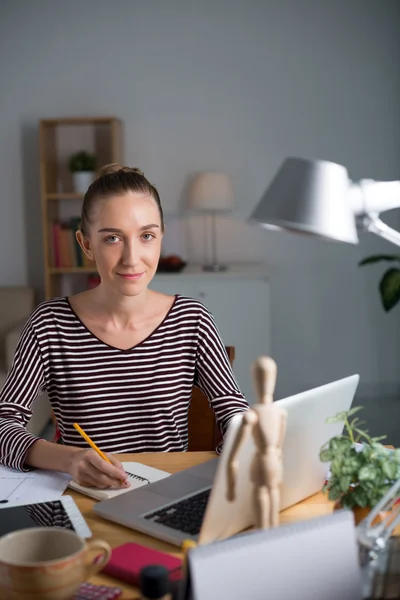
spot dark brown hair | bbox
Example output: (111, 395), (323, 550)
(80, 163), (164, 236)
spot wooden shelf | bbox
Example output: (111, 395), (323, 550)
(40, 116), (121, 298)
(41, 117), (118, 126)
(47, 193), (84, 200)
(49, 267), (97, 274)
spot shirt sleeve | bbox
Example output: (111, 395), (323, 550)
(0, 321), (46, 471)
(194, 308), (249, 452)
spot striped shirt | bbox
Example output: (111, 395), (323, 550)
(0, 295), (248, 471)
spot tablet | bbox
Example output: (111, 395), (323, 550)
(0, 496), (92, 538)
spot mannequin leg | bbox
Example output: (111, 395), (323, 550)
(269, 485), (281, 527)
(254, 485), (270, 529)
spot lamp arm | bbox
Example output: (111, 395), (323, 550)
(356, 213), (400, 248)
(350, 180), (400, 215)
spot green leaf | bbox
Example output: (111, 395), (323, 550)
(339, 476), (352, 493)
(327, 485), (343, 501)
(382, 461), (398, 480)
(359, 254), (400, 266)
(329, 437), (351, 452)
(326, 412), (347, 424)
(319, 449), (333, 462)
(358, 465), (377, 481)
(347, 406), (364, 417)
(353, 427), (372, 443)
(371, 435), (387, 443)
(340, 491), (357, 509)
(379, 268), (400, 311)
(352, 486), (369, 508)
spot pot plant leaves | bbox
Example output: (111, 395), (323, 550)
(379, 268), (400, 311)
(359, 255), (400, 311)
(320, 407), (400, 510)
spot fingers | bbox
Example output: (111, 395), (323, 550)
(88, 451), (127, 481)
(77, 469), (129, 489)
(107, 453), (126, 475)
(75, 450), (130, 489)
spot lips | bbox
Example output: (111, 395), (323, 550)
(117, 273), (144, 280)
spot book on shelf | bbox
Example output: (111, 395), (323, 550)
(50, 217), (95, 269)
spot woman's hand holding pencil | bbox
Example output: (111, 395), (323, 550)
(69, 423), (130, 489)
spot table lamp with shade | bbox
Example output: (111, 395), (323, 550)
(187, 171), (235, 272)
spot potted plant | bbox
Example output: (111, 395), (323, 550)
(69, 151), (96, 194)
(359, 255), (400, 311)
(319, 406), (400, 523)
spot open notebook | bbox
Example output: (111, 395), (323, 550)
(68, 462), (170, 502)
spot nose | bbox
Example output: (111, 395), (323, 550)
(121, 238), (141, 267)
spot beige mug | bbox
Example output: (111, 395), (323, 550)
(0, 527), (111, 600)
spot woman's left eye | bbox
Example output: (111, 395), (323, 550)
(105, 235), (120, 244)
(142, 233), (155, 241)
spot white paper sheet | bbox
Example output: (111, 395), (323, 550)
(0, 465), (71, 507)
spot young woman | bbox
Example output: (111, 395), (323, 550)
(0, 165), (248, 489)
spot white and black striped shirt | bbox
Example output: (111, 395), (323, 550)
(0, 295), (248, 471)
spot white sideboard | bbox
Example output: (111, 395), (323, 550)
(150, 264), (271, 404)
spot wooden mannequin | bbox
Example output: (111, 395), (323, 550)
(226, 356), (287, 529)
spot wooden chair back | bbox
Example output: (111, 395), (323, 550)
(187, 346), (235, 452)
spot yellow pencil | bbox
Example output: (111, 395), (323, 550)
(72, 422), (113, 465)
(73, 422), (126, 485)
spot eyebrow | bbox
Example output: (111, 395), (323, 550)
(97, 224), (160, 233)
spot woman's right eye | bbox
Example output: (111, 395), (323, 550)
(104, 236), (120, 244)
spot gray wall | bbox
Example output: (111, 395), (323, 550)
(1, 0), (399, 439)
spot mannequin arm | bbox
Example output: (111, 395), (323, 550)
(226, 411), (257, 502)
(278, 409), (287, 450)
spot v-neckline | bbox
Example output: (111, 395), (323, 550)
(65, 294), (179, 352)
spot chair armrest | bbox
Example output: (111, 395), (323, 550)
(26, 393), (52, 437)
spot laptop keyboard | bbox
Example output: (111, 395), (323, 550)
(143, 488), (211, 536)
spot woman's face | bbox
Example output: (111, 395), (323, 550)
(78, 192), (163, 297)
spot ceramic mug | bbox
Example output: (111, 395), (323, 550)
(0, 527), (111, 600)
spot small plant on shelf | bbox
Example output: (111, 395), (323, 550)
(319, 406), (400, 510)
(69, 151), (97, 194)
(69, 150), (96, 173)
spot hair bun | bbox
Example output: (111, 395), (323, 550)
(96, 163), (145, 179)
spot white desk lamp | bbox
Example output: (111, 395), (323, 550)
(249, 157), (400, 247)
(187, 171), (234, 272)
(249, 155), (400, 554)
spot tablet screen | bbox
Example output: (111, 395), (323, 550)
(0, 500), (75, 537)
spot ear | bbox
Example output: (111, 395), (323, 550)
(76, 230), (95, 262)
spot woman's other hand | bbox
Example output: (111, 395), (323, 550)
(69, 449), (130, 489)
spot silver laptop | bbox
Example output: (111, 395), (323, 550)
(94, 374), (359, 546)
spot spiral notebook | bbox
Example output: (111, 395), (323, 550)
(182, 510), (363, 600)
(68, 462), (170, 501)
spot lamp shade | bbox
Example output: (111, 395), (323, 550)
(188, 172), (234, 212)
(249, 157), (359, 244)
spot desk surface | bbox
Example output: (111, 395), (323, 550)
(68, 452), (335, 599)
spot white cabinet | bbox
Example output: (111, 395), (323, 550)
(150, 265), (270, 404)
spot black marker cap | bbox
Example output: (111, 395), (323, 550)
(139, 564), (171, 599)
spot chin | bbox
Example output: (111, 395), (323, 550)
(116, 277), (152, 296)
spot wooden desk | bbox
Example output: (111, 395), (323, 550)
(68, 452), (335, 599)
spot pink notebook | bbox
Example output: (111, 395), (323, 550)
(101, 542), (182, 585)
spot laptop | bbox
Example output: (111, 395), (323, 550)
(94, 374), (359, 547)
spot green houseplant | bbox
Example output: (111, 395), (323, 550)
(69, 151), (96, 194)
(319, 407), (400, 520)
(359, 255), (400, 311)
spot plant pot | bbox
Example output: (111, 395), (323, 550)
(72, 171), (95, 194)
(333, 500), (387, 526)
